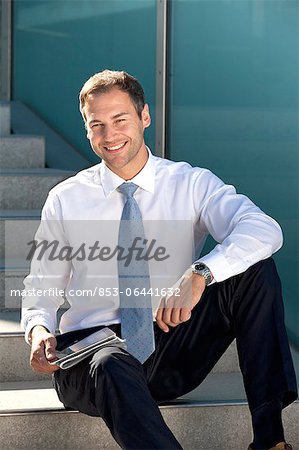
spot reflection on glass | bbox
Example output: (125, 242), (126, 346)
(13, 0), (156, 162)
(168, 0), (299, 343)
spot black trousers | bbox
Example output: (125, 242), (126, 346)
(53, 258), (298, 450)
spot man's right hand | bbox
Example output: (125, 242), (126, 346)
(29, 325), (60, 373)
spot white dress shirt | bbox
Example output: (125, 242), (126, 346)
(21, 148), (283, 342)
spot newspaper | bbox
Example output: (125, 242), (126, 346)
(51, 330), (126, 370)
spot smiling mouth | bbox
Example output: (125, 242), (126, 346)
(104, 142), (127, 152)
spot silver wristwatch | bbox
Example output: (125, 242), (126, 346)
(191, 262), (213, 286)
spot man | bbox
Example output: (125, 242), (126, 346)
(22, 70), (297, 450)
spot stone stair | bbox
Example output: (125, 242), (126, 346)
(0, 102), (298, 449)
(0, 102), (74, 310)
(0, 311), (298, 450)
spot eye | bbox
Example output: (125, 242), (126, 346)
(116, 118), (126, 124)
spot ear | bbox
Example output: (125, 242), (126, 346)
(142, 104), (151, 129)
(85, 123), (91, 140)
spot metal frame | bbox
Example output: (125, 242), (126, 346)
(0, 0), (12, 100)
(155, 0), (168, 158)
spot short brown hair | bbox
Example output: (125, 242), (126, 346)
(79, 69), (145, 121)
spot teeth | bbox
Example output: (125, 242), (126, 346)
(106, 142), (126, 151)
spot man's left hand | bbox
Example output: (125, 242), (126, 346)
(155, 270), (206, 332)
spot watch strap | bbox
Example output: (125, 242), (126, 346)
(191, 262), (213, 286)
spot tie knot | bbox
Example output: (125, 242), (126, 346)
(118, 182), (138, 198)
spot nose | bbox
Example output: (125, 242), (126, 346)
(102, 124), (117, 142)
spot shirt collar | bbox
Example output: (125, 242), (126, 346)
(98, 147), (156, 197)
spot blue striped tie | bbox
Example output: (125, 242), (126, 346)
(117, 182), (155, 363)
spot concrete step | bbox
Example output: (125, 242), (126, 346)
(0, 102), (10, 136)
(0, 376), (298, 450)
(0, 209), (41, 259)
(0, 169), (74, 209)
(0, 210), (41, 219)
(11, 100), (90, 170)
(0, 218), (40, 261)
(0, 135), (45, 168)
(0, 268), (25, 309)
(0, 314), (298, 449)
(0, 211), (41, 309)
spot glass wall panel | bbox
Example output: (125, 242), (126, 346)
(168, 0), (299, 343)
(12, 0), (156, 163)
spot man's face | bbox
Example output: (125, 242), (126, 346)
(84, 88), (151, 179)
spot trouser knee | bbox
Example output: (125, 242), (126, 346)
(90, 347), (143, 382)
(90, 349), (122, 378)
(235, 257), (282, 307)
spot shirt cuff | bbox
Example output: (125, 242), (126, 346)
(24, 316), (55, 345)
(195, 252), (236, 283)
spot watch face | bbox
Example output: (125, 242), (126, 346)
(194, 263), (205, 271)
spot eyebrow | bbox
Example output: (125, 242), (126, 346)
(88, 112), (130, 125)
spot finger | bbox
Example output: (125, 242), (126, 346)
(155, 296), (165, 321)
(30, 349), (48, 370)
(168, 307), (182, 326)
(160, 306), (182, 329)
(30, 343), (58, 373)
(44, 336), (57, 362)
(31, 353), (59, 373)
(31, 360), (60, 374)
(31, 342), (47, 366)
(156, 309), (170, 332)
(162, 291), (192, 326)
(162, 290), (185, 325)
(155, 298), (169, 332)
(179, 308), (192, 323)
(161, 305), (174, 326)
(156, 315), (169, 332)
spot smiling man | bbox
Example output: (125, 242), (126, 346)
(83, 87), (150, 180)
(22, 70), (297, 450)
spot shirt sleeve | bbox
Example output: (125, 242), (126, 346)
(193, 170), (283, 282)
(21, 192), (72, 343)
